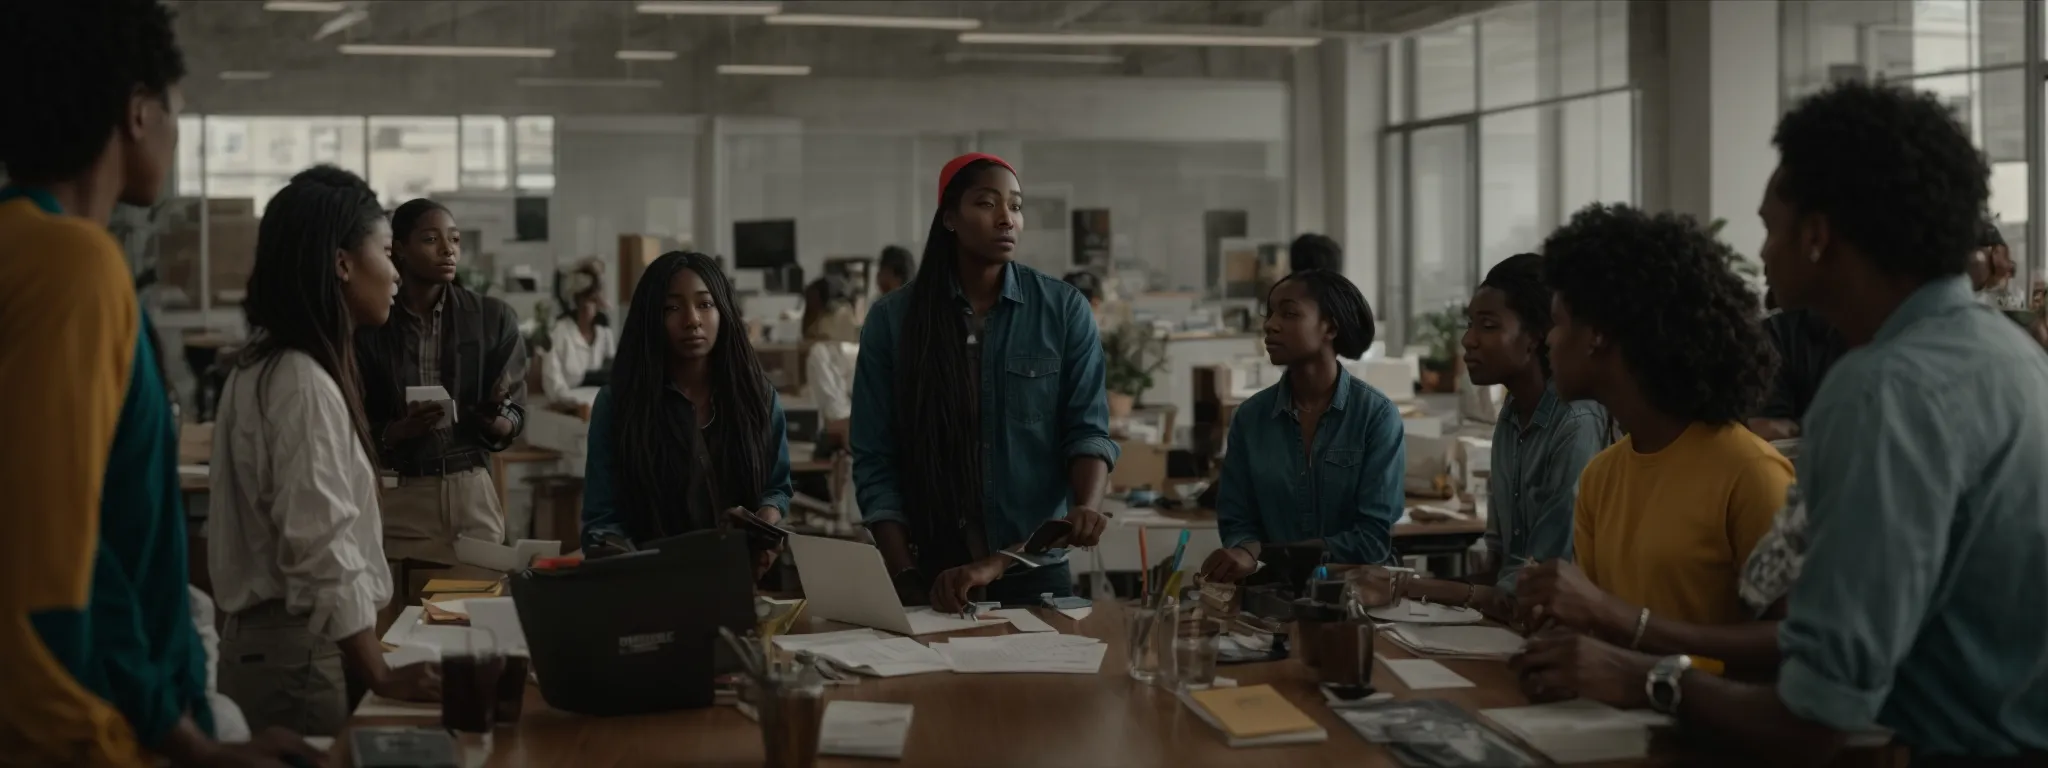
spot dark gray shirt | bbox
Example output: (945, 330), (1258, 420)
(1484, 385), (1611, 595)
(1758, 308), (1849, 422)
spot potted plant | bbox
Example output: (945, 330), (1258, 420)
(1410, 303), (1466, 393)
(1102, 323), (1169, 419)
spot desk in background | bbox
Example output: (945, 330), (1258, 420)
(1100, 498), (1485, 579)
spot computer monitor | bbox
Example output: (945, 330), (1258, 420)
(733, 219), (797, 269)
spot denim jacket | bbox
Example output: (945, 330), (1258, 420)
(851, 262), (1120, 557)
(1216, 367), (1405, 564)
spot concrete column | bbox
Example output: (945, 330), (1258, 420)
(1642, 0), (1780, 256)
(1314, 39), (1386, 323)
(694, 115), (728, 257)
(1288, 48), (1327, 236)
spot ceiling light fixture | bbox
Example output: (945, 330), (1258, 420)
(517, 77), (664, 89)
(717, 64), (811, 76)
(635, 1), (781, 16)
(957, 31), (1321, 48)
(338, 43), (556, 59)
(944, 51), (1123, 65)
(263, 0), (348, 11)
(616, 50), (679, 61)
(218, 70), (274, 81)
(766, 13), (981, 31)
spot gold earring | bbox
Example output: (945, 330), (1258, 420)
(1809, 247), (1822, 263)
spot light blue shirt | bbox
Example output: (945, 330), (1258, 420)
(1776, 275), (2048, 757)
(1484, 385), (1609, 596)
(1216, 367), (1405, 564)
(851, 262), (1119, 555)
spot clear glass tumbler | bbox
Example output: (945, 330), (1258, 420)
(1170, 618), (1222, 689)
(1125, 603), (1164, 683)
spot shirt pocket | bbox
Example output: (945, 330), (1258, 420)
(1316, 448), (1365, 524)
(1004, 355), (1062, 425)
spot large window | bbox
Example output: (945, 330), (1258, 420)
(1782, 0), (2033, 289)
(177, 113), (557, 210)
(1381, 0), (1636, 349)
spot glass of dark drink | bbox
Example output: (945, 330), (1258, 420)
(494, 653), (529, 724)
(442, 629), (504, 734)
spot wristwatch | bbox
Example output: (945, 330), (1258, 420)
(1645, 654), (1693, 714)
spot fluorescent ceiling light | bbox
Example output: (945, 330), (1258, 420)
(264, 0), (348, 11)
(717, 64), (811, 76)
(218, 70), (274, 81)
(616, 49), (679, 61)
(958, 31), (1321, 48)
(339, 43), (556, 59)
(635, 1), (780, 16)
(767, 13), (981, 31)
(945, 51), (1123, 65)
(517, 77), (664, 89)
(314, 9), (368, 40)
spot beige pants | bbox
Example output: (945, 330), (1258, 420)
(217, 601), (348, 737)
(381, 467), (504, 566)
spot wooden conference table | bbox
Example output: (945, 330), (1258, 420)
(337, 599), (1899, 768)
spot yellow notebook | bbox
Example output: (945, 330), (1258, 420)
(421, 578), (500, 595)
(1188, 685), (1319, 739)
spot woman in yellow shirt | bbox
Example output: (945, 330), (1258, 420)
(1514, 204), (1794, 679)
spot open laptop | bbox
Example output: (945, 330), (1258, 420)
(787, 534), (999, 636)
(509, 529), (754, 716)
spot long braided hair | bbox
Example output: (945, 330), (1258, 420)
(239, 165), (385, 463)
(893, 158), (1008, 569)
(609, 251), (772, 538)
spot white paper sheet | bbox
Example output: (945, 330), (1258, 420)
(453, 536), (561, 572)
(987, 609), (1055, 633)
(403, 386), (456, 427)
(773, 628), (894, 651)
(352, 693), (439, 719)
(1382, 658), (1476, 689)
(464, 596), (530, 653)
(808, 638), (952, 677)
(1385, 624), (1527, 658)
(903, 607), (1005, 636)
(930, 634), (1107, 674)
(381, 643), (439, 669)
(819, 701), (915, 759)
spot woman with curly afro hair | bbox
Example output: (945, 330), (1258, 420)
(1510, 204), (1793, 657)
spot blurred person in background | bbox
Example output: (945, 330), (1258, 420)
(1288, 232), (1343, 274)
(541, 263), (615, 404)
(876, 244), (915, 295)
(801, 274), (860, 452)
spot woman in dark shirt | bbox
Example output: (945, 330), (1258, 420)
(581, 252), (793, 575)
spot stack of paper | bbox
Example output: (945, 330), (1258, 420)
(772, 628), (893, 652)
(1382, 658), (1476, 690)
(1383, 624), (1526, 659)
(1179, 684), (1327, 747)
(803, 637), (953, 678)
(454, 536), (561, 572)
(1479, 699), (1670, 764)
(818, 701), (915, 759)
(927, 633), (1107, 675)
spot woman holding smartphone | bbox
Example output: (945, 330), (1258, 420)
(580, 251), (793, 578)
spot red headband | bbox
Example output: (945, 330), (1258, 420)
(937, 152), (1016, 206)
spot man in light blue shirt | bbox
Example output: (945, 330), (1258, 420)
(1511, 80), (2048, 765)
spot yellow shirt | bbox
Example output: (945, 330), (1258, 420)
(1573, 422), (1792, 626)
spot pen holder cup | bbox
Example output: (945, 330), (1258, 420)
(1124, 603), (1165, 683)
(751, 678), (825, 768)
(1344, 566), (1409, 610)
(1292, 599), (1344, 668)
(1316, 620), (1375, 690)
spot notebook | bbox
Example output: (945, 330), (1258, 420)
(1182, 684), (1327, 746)
(818, 701), (915, 759)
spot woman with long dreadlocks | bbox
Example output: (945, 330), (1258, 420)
(851, 154), (1119, 613)
(579, 251), (793, 577)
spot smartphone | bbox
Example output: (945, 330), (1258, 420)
(1022, 519), (1074, 554)
(731, 508), (790, 552)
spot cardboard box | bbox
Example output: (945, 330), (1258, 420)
(1110, 439), (1169, 493)
(156, 214), (258, 307)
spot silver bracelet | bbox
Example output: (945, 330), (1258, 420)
(1629, 607), (1651, 650)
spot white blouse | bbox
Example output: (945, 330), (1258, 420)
(806, 341), (858, 423)
(208, 350), (391, 641)
(542, 317), (615, 402)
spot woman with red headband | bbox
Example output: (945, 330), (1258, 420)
(850, 154), (1119, 613)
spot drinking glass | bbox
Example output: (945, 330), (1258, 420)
(1169, 616), (1222, 689)
(441, 628), (502, 768)
(1124, 603), (1164, 683)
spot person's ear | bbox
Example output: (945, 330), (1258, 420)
(941, 208), (960, 234)
(123, 87), (153, 144)
(1800, 212), (1833, 264)
(336, 248), (353, 284)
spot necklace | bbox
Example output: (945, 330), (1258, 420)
(698, 404), (718, 430)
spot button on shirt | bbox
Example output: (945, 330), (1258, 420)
(1216, 368), (1406, 564)
(1777, 275), (2048, 757)
(852, 263), (1120, 557)
(1483, 385), (1610, 596)
(208, 350), (392, 642)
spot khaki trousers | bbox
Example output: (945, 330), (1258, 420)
(381, 467), (504, 566)
(217, 601), (348, 737)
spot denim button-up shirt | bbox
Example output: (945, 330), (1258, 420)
(852, 263), (1120, 556)
(1216, 368), (1405, 564)
(1485, 385), (1610, 596)
(1777, 275), (2048, 757)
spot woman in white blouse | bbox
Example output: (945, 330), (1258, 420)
(802, 276), (860, 525)
(541, 277), (615, 404)
(209, 166), (439, 736)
